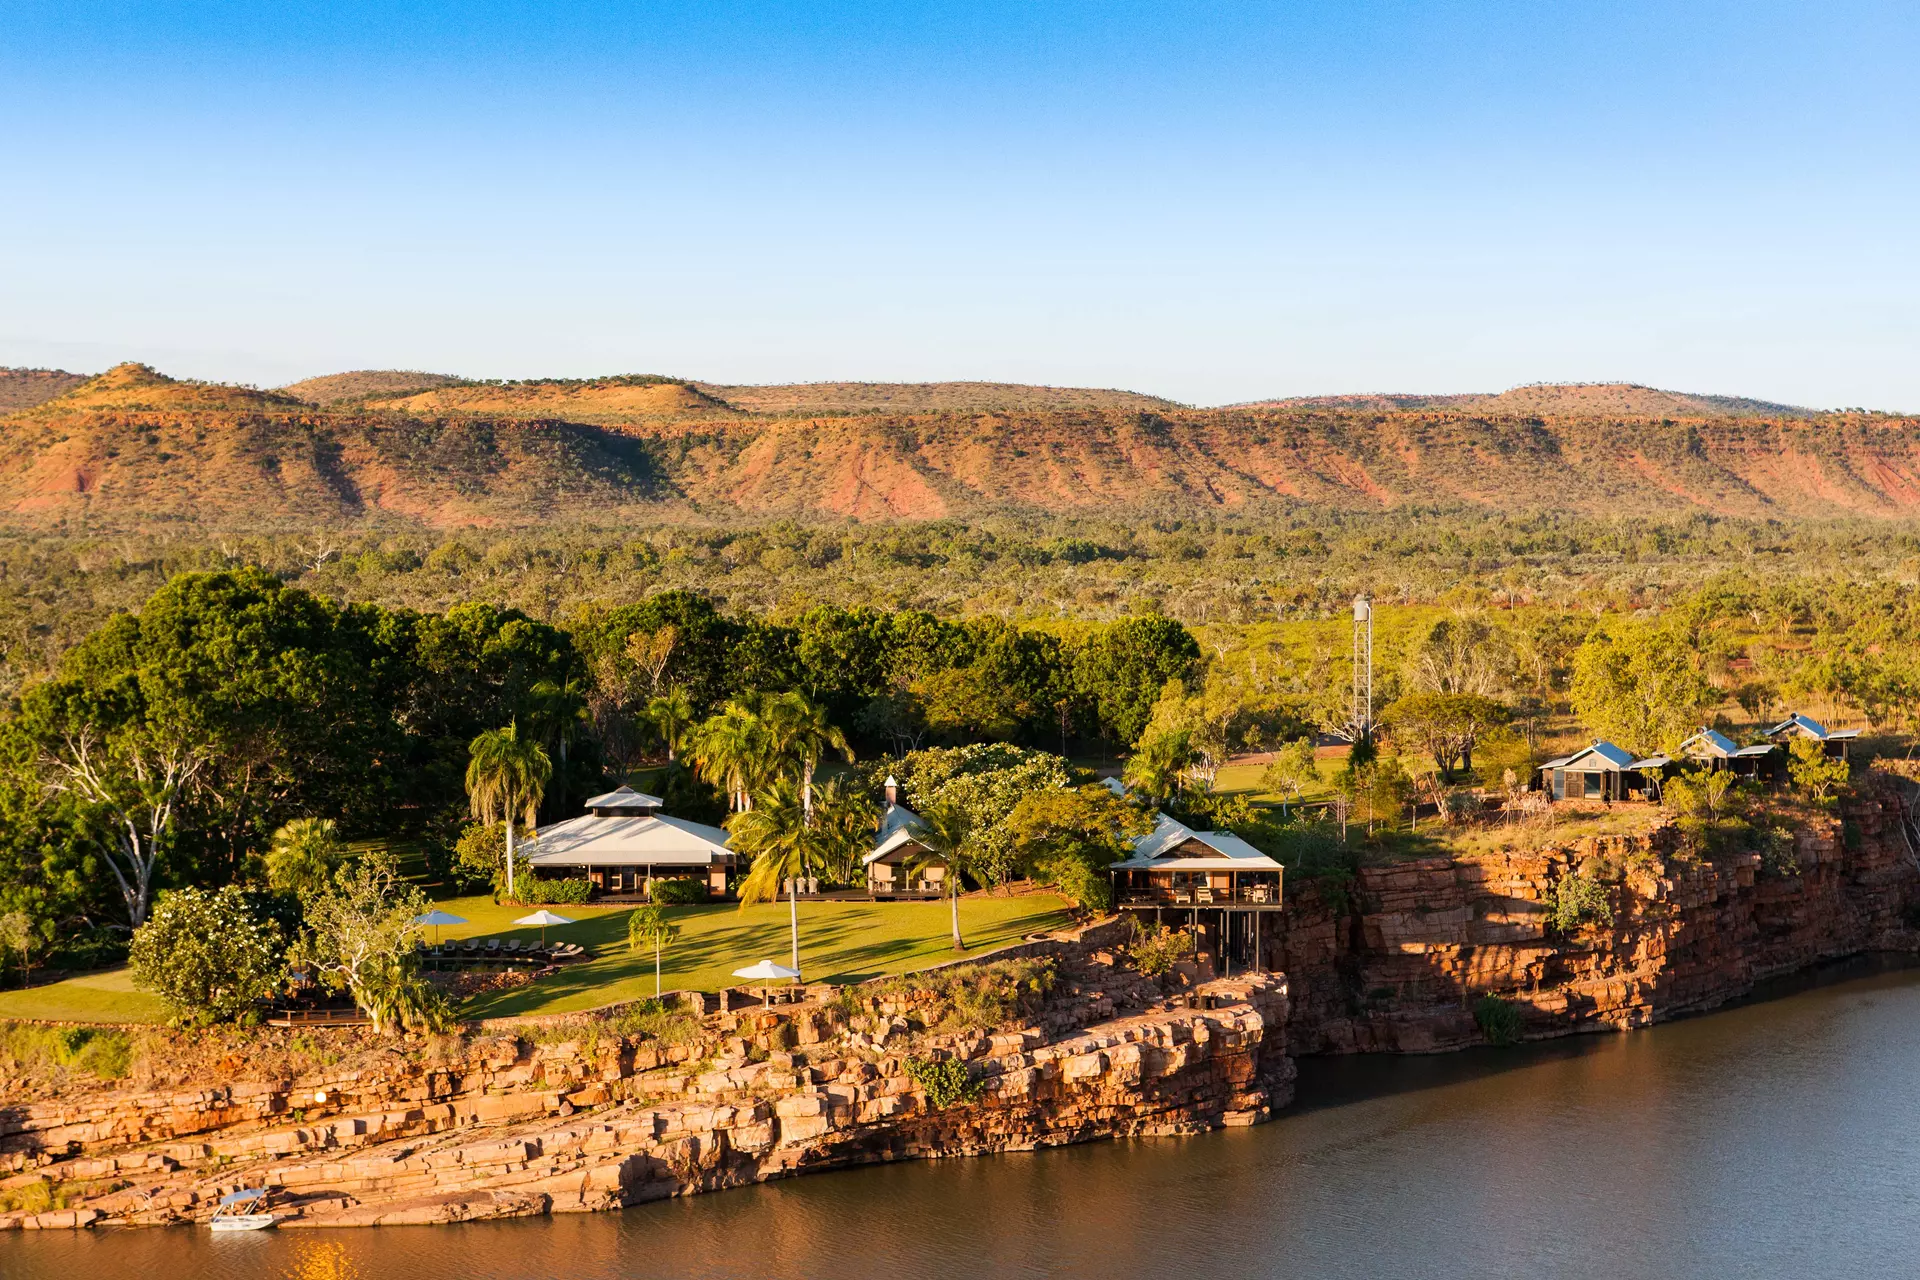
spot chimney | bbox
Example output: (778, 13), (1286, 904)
(884, 775), (899, 806)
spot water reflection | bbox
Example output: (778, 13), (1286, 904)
(9, 962), (1920, 1280)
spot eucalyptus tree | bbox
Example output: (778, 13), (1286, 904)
(627, 904), (682, 997)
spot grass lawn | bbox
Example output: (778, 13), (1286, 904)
(0, 967), (169, 1025)
(434, 892), (1075, 1019)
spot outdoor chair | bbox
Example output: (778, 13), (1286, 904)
(462, 939), (479, 954)
(1197, 887), (1215, 905)
(1174, 889), (1193, 905)
(485, 938), (500, 955)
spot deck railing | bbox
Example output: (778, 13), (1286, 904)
(1119, 887), (1280, 907)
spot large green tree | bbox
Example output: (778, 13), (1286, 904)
(1072, 616), (1202, 747)
(1569, 620), (1716, 756)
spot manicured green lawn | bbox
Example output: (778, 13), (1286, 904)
(0, 967), (170, 1025)
(0, 894), (1074, 1026)
(446, 892), (1074, 1019)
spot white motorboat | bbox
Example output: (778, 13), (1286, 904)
(209, 1187), (277, 1231)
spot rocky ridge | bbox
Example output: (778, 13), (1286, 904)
(0, 927), (1292, 1231)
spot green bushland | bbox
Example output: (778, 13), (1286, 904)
(869, 955), (1057, 1034)
(0, 1021), (135, 1080)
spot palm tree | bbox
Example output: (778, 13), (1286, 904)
(523, 675), (588, 811)
(466, 724), (552, 901)
(728, 780), (817, 978)
(627, 905), (681, 998)
(1123, 728), (1193, 803)
(644, 687), (696, 763)
(760, 691), (853, 817)
(264, 817), (347, 898)
(685, 701), (773, 812)
(906, 804), (975, 952)
(809, 775), (880, 884)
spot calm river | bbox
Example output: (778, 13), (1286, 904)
(8, 960), (1920, 1280)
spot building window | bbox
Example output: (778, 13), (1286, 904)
(1583, 773), (1603, 799)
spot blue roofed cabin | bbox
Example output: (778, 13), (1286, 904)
(1765, 713), (1861, 760)
(1676, 727), (1785, 784)
(1536, 741), (1660, 802)
(525, 785), (735, 900)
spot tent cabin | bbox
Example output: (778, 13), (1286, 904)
(1765, 713), (1861, 759)
(1676, 728), (1785, 783)
(525, 785), (735, 899)
(1537, 741), (1643, 801)
(861, 776), (946, 898)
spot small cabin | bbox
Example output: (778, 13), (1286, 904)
(1536, 741), (1646, 801)
(861, 776), (947, 897)
(1676, 728), (1785, 784)
(1765, 713), (1860, 760)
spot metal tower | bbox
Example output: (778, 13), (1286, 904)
(1350, 595), (1374, 743)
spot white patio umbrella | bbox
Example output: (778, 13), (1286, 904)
(732, 959), (802, 1008)
(513, 909), (575, 945)
(413, 909), (468, 944)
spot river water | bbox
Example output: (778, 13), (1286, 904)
(9, 960), (1920, 1280)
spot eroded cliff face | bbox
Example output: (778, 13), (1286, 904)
(1274, 780), (1920, 1054)
(0, 962), (1291, 1231)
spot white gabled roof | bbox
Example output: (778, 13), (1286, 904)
(527, 813), (733, 868)
(584, 785), (664, 810)
(1732, 744), (1780, 758)
(864, 826), (933, 865)
(1628, 754), (1674, 770)
(1110, 825), (1282, 872)
(877, 801), (923, 843)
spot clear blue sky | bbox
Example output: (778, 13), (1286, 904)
(2, 1), (1915, 407)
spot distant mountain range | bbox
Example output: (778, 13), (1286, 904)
(0, 362), (1912, 530)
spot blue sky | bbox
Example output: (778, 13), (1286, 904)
(2, 1), (1915, 407)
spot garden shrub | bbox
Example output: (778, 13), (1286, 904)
(1126, 920), (1192, 977)
(1473, 994), (1524, 1046)
(905, 1055), (986, 1108)
(649, 878), (708, 905)
(516, 877), (593, 905)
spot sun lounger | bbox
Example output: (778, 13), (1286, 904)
(462, 939), (479, 954)
(485, 938), (501, 955)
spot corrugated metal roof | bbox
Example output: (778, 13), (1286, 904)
(1110, 827), (1282, 871)
(1733, 744), (1779, 758)
(1679, 728), (1740, 757)
(1766, 713), (1831, 739)
(1559, 741), (1635, 769)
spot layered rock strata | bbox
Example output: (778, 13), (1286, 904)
(1274, 781), (1920, 1053)
(0, 973), (1291, 1230)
